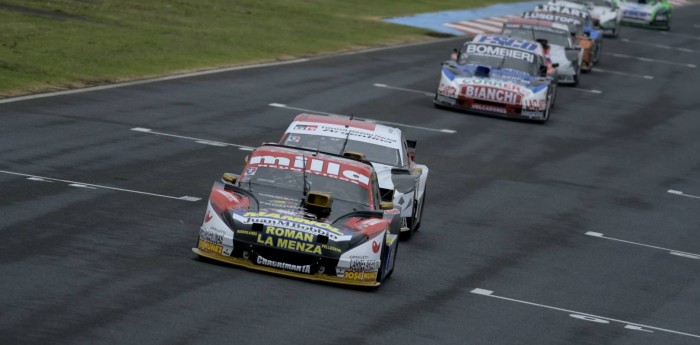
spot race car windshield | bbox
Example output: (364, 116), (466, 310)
(240, 166), (370, 206)
(503, 28), (570, 47)
(283, 134), (401, 166)
(459, 44), (539, 75)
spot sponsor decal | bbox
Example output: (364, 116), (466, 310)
(198, 239), (223, 254)
(435, 95), (457, 106)
(242, 211), (345, 236)
(204, 211), (213, 223)
(523, 12), (583, 26)
(343, 270), (378, 281)
(472, 103), (508, 114)
(383, 208), (400, 215)
(288, 122), (399, 148)
(199, 226), (226, 245)
(521, 110), (545, 118)
(287, 135), (301, 143)
(236, 229), (259, 237)
(293, 124), (317, 131)
(524, 98), (547, 110)
(249, 154), (370, 187)
(623, 10), (650, 18)
(350, 259), (382, 272)
(256, 255), (311, 274)
(438, 84), (458, 97)
(536, 5), (589, 19)
(462, 85), (523, 104)
(372, 240), (380, 254)
(462, 78), (527, 93)
(245, 167), (257, 175)
(466, 44), (534, 63)
(255, 225), (342, 255)
(475, 35), (540, 52)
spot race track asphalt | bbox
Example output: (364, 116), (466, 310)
(1, 5), (699, 345)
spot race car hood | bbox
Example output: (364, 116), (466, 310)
(445, 63), (547, 90)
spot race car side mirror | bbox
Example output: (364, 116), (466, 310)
(222, 173), (239, 184)
(539, 65), (548, 77)
(552, 63), (560, 68)
(453, 48), (461, 61)
(379, 201), (394, 210)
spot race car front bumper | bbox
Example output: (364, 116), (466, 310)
(193, 247), (381, 287)
(434, 95), (547, 121)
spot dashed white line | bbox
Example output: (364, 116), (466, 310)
(607, 53), (697, 68)
(619, 38), (697, 53)
(268, 103), (457, 134)
(585, 231), (700, 260)
(659, 31), (700, 41)
(131, 127), (254, 150)
(0, 170), (201, 202)
(668, 189), (700, 199)
(373, 83), (435, 97)
(592, 68), (654, 80)
(571, 88), (603, 94)
(470, 288), (700, 339)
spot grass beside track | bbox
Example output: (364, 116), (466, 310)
(0, 0), (523, 98)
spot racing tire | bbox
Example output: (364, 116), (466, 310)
(399, 217), (412, 241)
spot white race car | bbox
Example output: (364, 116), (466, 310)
(502, 18), (584, 85)
(279, 114), (429, 240)
(549, 0), (623, 36)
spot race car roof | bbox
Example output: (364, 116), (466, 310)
(534, 4), (591, 19)
(505, 18), (571, 34)
(286, 114), (403, 150)
(470, 34), (545, 57)
(246, 145), (375, 188)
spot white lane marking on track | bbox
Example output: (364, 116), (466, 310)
(659, 31), (700, 41)
(571, 88), (603, 94)
(585, 231), (700, 260)
(470, 288), (700, 339)
(373, 83), (435, 97)
(68, 183), (97, 189)
(27, 177), (53, 182)
(619, 38), (697, 53)
(0, 170), (201, 202)
(668, 189), (700, 199)
(268, 103), (457, 134)
(608, 53), (697, 68)
(130, 127), (254, 151)
(592, 68), (654, 80)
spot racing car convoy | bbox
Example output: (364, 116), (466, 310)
(435, 0), (672, 122)
(194, 0), (674, 287)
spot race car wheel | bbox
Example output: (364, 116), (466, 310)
(400, 217), (412, 241)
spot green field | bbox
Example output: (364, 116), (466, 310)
(0, 0), (521, 98)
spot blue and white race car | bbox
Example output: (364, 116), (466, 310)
(434, 34), (558, 123)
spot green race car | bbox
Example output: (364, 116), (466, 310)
(619, 0), (672, 30)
